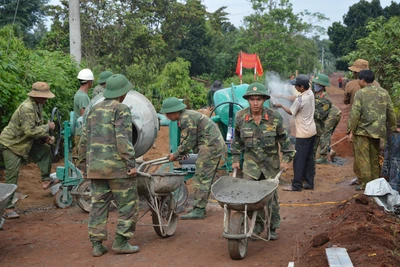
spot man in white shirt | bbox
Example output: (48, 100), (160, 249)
(274, 74), (317, 191)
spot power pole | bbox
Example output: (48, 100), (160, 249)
(69, 0), (81, 64)
(321, 47), (325, 74)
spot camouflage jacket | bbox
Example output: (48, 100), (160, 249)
(79, 99), (136, 179)
(231, 107), (295, 179)
(92, 84), (105, 99)
(314, 90), (332, 136)
(328, 104), (341, 122)
(348, 85), (396, 139)
(173, 110), (226, 159)
(0, 97), (49, 157)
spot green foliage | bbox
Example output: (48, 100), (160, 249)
(328, 0), (400, 69)
(0, 0), (49, 32)
(238, 0), (327, 75)
(0, 25), (79, 129)
(152, 57), (207, 110)
(343, 16), (400, 115)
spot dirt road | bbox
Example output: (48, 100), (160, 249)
(1, 84), (399, 267)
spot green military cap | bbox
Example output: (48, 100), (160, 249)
(103, 74), (133, 98)
(160, 97), (187, 114)
(98, 70), (113, 84)
(312, 74), (331, 87)
(243, 83), (270, 100)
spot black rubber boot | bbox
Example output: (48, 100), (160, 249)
(112, 234), (140, 254)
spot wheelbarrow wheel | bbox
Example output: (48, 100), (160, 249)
(172, 182), (188, 207)
(76, 179), (91, 213)
(53, 189), (73, 209)
(228, 212), (248, 260)
(151, 194), (178, 238)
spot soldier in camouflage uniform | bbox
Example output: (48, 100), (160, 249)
(92, 70), (113, 99)
(78, 74), (139, 257)
(311, 74), (332, 167)
(0, 82), (56, 219)
(347, 70), (397, 191)
(231, 83), (295, 240)
(317, 104), (341, 164)
(160, 97), (226, 220)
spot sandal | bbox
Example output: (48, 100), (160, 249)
(42, 178), (60, 190)
(282, 186), (301, 192)
(3, 211), (20, 219)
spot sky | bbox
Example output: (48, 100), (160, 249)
(203, 0), (396, 38)
(49, 0), (396, 38)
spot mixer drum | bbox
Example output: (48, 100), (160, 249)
(88, 90), (159, 158)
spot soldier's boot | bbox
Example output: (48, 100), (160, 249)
(180, 207), (206, 220)
(112, 234), (140, 254)
(91, 241), (108, 257)
(269, 228), (278, 241)
(316, 157), (328, 164)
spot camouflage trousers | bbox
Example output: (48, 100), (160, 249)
(192, 147), (222, 209)
(244, 173), (280, 230)
(353, 135), (380, 188)
(0, 143), (52, 209)
(89, 178), (139, 242)
(319, 114), (341, 158)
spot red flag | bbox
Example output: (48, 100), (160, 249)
(235, 52), (263, 78)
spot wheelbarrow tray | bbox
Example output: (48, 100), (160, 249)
(211, 176), (278, 211)
(0, 183), (18, 216)
(137, 172), (186, 195)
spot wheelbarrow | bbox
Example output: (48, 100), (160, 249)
(135, 157), (187, 238)
(0, 183), (18, 229)
(211, 169), (283, 260)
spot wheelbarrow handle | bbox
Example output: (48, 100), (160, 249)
(137, 156), (169, 172)
(233, 168), (237, 178)
(136, 171), (151, 178)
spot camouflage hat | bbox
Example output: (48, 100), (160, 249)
(98, 70), (113, 84)
(28, 82), (55, 99)
(312, 74), (330, 87)
(243, 83), (270, 100)
(348, 59), (369, 72)
(103, 74), (133, 98)
(160, 97), (187, 114)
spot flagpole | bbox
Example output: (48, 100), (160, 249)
(240, 51), (243, 84)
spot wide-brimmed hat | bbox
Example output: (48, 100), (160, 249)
(312, 74), (331, 87)
(243, 83), (270, 100)
(103, 74), (133, 98)
(348, 59), (369, 72)
(27, 82), (55, 99)
(211, 80), (223, 92)
(160, 97), (187, 114)
(98, 70), (113, 84)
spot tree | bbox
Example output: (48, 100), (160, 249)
(237, 0), (327, 75)
(328, 0), (400, 69)
(343, 17), (400, 113)
(162, 0), (212, 76)
(0, 0), (49, 31)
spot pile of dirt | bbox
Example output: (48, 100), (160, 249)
(300, 195), (400, 267)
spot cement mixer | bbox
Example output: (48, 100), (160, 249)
(51, 90), (162, 211)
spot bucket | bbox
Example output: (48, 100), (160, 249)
(87, 90), (159, 157)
